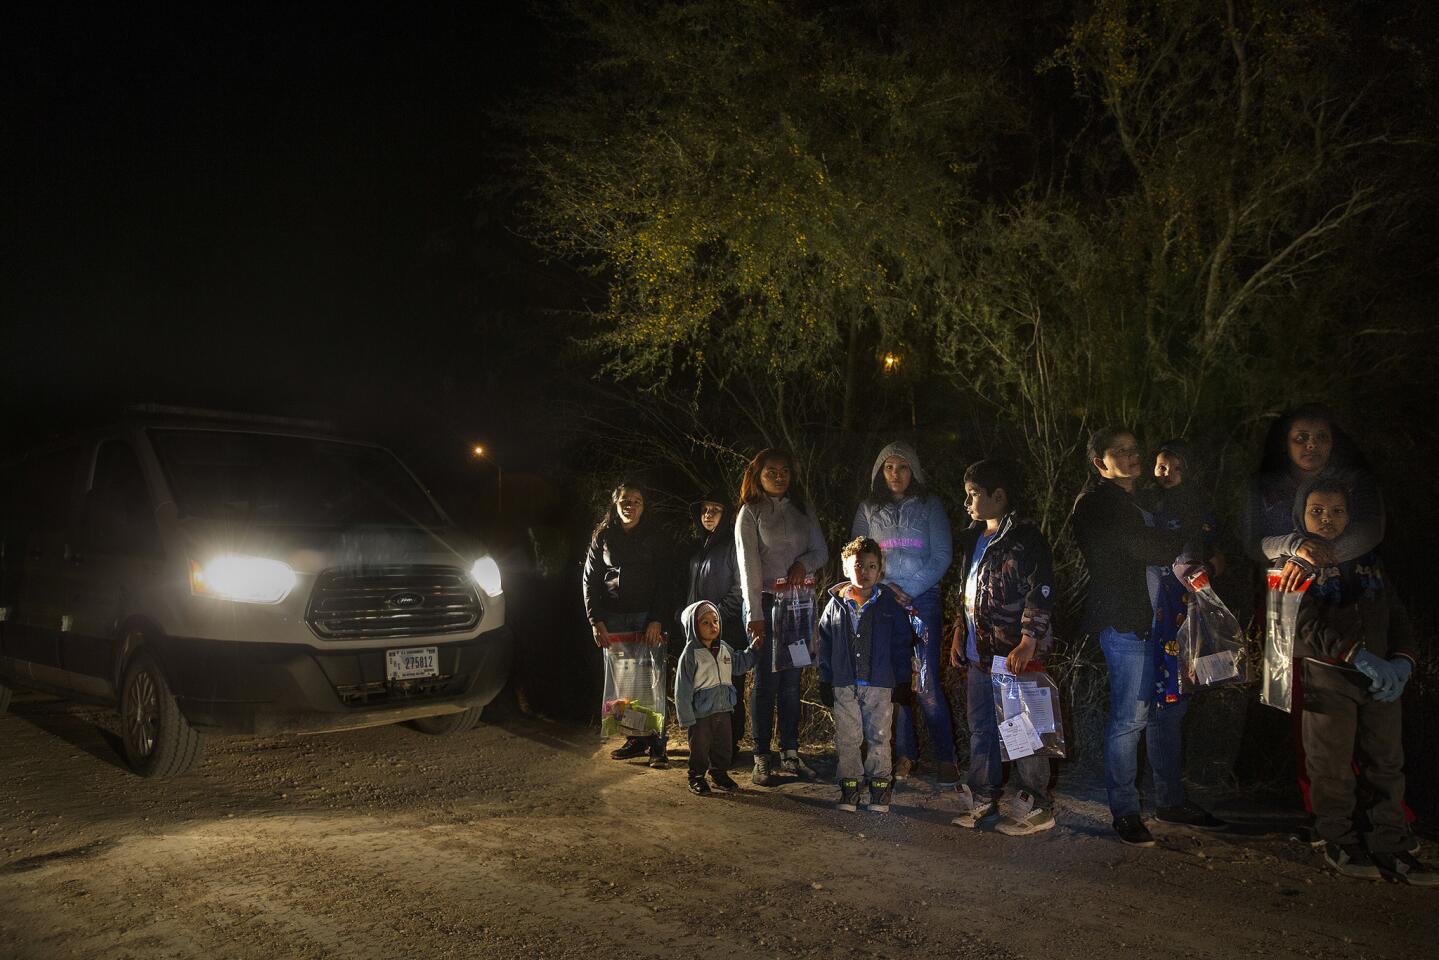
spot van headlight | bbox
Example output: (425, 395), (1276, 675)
(470, 556), (503, 596)
(190, 555), (298, 604)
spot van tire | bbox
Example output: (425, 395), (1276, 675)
(410, 705), (485, 735)
(121, 652), (205, 778)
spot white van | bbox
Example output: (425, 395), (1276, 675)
(0, 406), (512, 777)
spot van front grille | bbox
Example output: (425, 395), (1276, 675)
(335, 676), (457, 705)
(306, 566), (481, 640)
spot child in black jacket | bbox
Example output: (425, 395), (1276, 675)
(1290, 478), (1430, 885)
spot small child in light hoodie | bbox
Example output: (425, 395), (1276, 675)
(674, 600), (762, 795)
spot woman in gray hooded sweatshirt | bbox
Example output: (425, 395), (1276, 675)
(852, 442), (957, 784)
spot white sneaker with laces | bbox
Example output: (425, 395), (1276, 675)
(996, 790), (1056, 836)
(950, 784), (1000, 829)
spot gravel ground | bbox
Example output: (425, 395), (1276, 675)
(1, 689), (1434, 959)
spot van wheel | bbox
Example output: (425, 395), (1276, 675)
(410, 705), (484, 735)
(121, 652), (205, 778)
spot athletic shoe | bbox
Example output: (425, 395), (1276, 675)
(996, 790), (1056, 836)
(934, 761), (961, 788)
(1155, 801), (1226, 830)
(868, 779), (894, 813)
(779, 749), (814, 779)
(751, 753), (774, 786)
(710, 770), (739, 792)
(1370, 850), (1439, 886)
(837, 778), (863, 812)
(688, 777), (711, 796)
(950, 784), (1000, 829)
(893, 757), (914, 781)
(647, 749), (670, 769)
(610, 738), (648, 760)
(1323, 841), (1382, 880)
(1113, 815), (1156, 847)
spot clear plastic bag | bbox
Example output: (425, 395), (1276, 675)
(771, 577), (817, 671)
(600, 636), (667, 737)
(990, 657), (1067, 760)
(1176, 571), (1247, 694)
(1261, 567), (1311, 713)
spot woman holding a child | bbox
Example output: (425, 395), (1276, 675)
(1070, 427), (1226, 847)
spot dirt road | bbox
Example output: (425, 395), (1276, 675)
(1, 690), (1432, 960)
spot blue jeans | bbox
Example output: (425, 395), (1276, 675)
(893, 587), (956, 764)
(966, 666), (1050, 804)
(1099, 627), (1187, 817)
(750, 593), (801, 754)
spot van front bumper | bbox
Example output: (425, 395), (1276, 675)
(149, 627), (514, 736)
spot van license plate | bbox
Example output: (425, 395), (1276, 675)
(386, 647), (439, 681)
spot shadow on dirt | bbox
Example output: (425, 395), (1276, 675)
(8, 695), (129, 773)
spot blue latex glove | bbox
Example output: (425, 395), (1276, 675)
(1376, 657), (1414, 703)
(1352, 650), (1398, 700)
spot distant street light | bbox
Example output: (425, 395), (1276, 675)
(882, 352), (902, 374)
(470, 444), (502, 514)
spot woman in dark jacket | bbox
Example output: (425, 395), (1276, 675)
(1243, 405), (1384, 590)
(583, 480), (672, 766)
(1070, 426), (1223, 847)
(682, 493), (747, 755)
(1243, 404), (1394, 832)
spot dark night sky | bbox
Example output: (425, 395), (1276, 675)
(3, 3), (561, 504)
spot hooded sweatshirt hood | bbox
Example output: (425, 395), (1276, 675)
(680, 600), (720, 646)
(851, 441), (953, 598)
(870, 441), (927, 488)
(1292, 475), (1355, 543)
(688, 493), (733, 537)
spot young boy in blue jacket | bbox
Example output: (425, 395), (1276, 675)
(817, 537), (919, 813)
(674, 600), (761, 795)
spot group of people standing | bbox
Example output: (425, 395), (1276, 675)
(580, 405), (1431, 885)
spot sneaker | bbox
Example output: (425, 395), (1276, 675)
(610, 737), (648, 760)
(1155, 801), (1226, 830)
(950, 785), (1001, 829)
(688, 777), (711, 796)
(893, 757), (914, 781)
(1323, 841), (1382, 881)
(751, 753), (774, 786)
(779, 749), (814, 779)
(935, 761), (961, 788)
(996, 790), (1056, 836)
(837, 778), (863, 812)
(1113, 814), (1156, 847)
(647, 749), (670, 769)
(868, 779), (894, 813)
(1370, 850), (1439, 886)
(710, 770), (739, 792)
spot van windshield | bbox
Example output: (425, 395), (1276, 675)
(149, 429), (445, 527)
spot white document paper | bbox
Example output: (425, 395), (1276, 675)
(1018, 684), (1056, 733)
(991, 655), (1014, 676)
(787, 641), (812, 668)
(999, 713), (1045, 759)
(1191, 651), (1238, 686)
